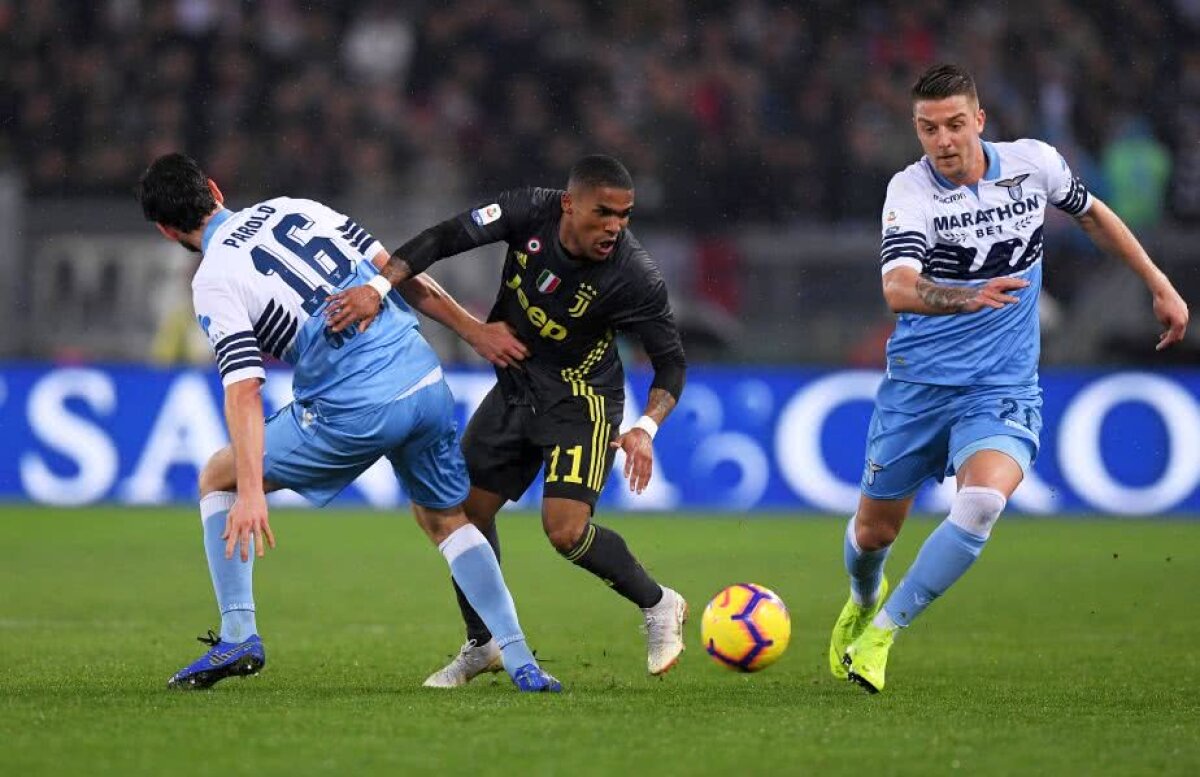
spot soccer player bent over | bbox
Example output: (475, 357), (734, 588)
(136, 153), (559, 692)
(328, 155), (689, 684)
(831, 65), (1189, 693)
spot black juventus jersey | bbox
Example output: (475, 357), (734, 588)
(429, 187), (685, 411)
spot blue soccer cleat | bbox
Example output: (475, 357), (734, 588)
(167, 630), (266, 690)
(510, 663), (563, 693)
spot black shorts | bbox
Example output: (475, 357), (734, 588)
(462, 384), (623, 507)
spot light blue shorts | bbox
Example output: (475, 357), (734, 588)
(861, 379), (1042, 500)
(263, 372), (469, 508)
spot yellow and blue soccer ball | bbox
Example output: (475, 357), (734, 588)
(701, 583), (791, 672)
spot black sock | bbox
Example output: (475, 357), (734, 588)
(452, 521), (500, 645)
(562, 522), (663, 608)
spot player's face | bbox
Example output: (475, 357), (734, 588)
(913, 95), (986, 185)
(562, 186), (634, 261)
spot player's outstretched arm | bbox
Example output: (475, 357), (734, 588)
(222, 379), (276, 563)
(1075, 197), (1189, 351)
(325, 249), (418, 334)
(328, 207), (514, 333)
(397, 273), (530, 368)
(882, 266), (1029, 316)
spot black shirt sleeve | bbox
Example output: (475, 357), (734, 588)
(396, 187), (561, 275)
(609, 250), (687, 401)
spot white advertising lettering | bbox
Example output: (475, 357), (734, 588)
(19, 369), (119, 505)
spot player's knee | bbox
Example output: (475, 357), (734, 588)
(197, 449), (235, 498)
(855, 520), (899, 552)
(545, 521), (586, 554)
(463, 487), (504, 526)
(414, 504), (469, 545)
(947, 486), (1007, 539)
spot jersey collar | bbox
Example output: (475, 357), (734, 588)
(925, 140), (1002, 192)
(200, 208), (235, 254)
(981, 140), (1001, 181)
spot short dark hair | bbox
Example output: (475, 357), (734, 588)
(135, 152), (218, 232)
(567, 154), (634, 192)
(911, 64), (978, 104)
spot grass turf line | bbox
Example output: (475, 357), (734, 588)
(0, 507), (1198, 776)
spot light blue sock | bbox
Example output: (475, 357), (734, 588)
(882, 520), (986, 628)
(844, 514), (890, 606)
(200, 492), (257, 643)
(439, 524), (536, 676)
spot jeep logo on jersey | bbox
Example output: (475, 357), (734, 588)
(527, 237), (542, 254)
(505, 272), (568, 340)
(994, 173), (1031, 202)
(471, 203), (502, 226)
(569, 284), (597, 318)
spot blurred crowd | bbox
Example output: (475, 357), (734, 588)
(4, 0), (1198, 229)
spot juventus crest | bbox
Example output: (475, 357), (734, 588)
(569, 284), (597, 317)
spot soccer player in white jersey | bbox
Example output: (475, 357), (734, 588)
(831, 65), (1189, 693)
(136, 153), (560, 692)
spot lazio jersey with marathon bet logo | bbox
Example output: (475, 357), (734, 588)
(192, 197), (440, 413)
(879, 139), (1092, 387)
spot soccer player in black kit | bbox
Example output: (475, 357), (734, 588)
(327, 155), (688, 685)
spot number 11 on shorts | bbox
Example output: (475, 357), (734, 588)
(546, 445), (585, 484)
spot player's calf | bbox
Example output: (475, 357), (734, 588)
(881, 486), (1003, 630)
(846, 486), (1004, 692)
(547, 502), (684, 674)
(436, 521), (561, 690)
(552, 517), (663, 610)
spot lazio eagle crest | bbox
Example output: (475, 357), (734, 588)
(994, 173), (1031, 202)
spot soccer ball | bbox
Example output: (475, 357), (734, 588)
(701, 583), (791, 672)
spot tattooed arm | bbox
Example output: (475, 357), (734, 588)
(608, 259), (687, 495)
(375, 251), (417, 287)
(642, 387), (677, 427)
(882, 267), (1030, 316)
(610, 382), (682, 496)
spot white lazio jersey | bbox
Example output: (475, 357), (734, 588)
(879, 139), (1092, 386)
(193, 197), (441, 412)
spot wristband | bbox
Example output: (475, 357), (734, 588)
(632, 415), (659, 440)
(367, 274), (392, 300)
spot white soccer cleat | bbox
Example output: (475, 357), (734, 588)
(643, 586), (688, 675)
(422, 639), (504, 688)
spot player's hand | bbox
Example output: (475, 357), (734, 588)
(326, 285), (383, 333)
(964, 277), (1029, 312)
(1153, 285), (1189, 351)
(611, 428), (654, 495)
(223, 491), (276, 563)
(467, 321), (530, 368)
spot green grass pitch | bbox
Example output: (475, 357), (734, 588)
(1, 507), (1198, 776)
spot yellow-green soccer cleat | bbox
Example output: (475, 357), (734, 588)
(842, 622), (896, 694)
(828, 577), (888, 680)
